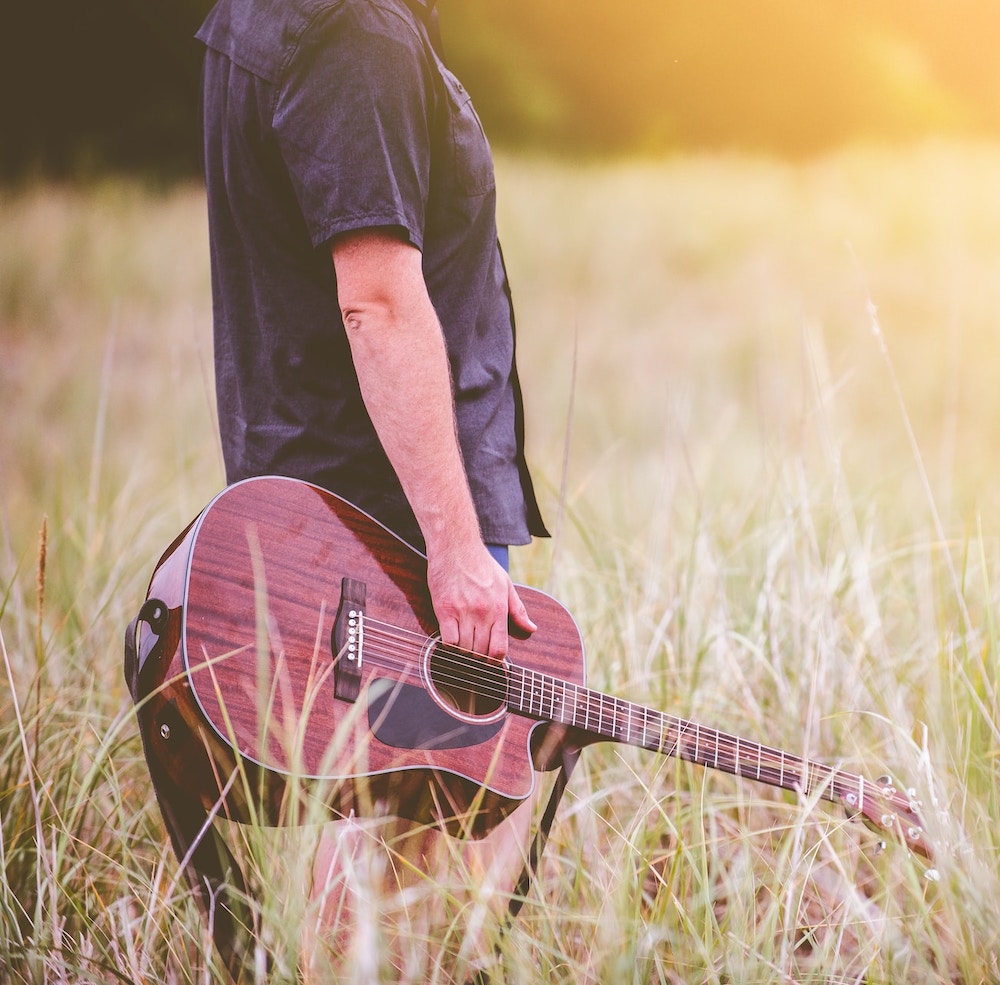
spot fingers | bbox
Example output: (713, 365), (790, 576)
(437, 611), (501, 657)
(438, 585), (508, 660)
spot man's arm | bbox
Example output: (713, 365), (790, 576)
(332, 227), (535, 659)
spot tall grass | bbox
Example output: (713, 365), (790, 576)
(3, 141), (1000, 982)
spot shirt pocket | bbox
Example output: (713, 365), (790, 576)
(439, 66), (495, 197)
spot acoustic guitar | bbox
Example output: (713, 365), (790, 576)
(130, 475), (930, 859)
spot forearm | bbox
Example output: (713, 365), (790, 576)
(342, 280), (481, 555)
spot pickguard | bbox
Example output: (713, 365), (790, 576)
(368, 677), (504, 751)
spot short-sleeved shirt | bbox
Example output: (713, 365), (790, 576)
(196, 0), (547, 548)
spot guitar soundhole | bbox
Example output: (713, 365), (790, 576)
(426, 642), (507, 722)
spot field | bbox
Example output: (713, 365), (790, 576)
(3, 141), (1000, 982)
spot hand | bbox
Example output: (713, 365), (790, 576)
(426, 544), (536, 660)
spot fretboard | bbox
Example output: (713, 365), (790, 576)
(506, 665), (865, 806)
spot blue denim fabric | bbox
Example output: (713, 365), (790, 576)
(486, 544), (509, 571)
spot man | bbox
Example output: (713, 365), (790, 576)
(196, 0), (552, 977)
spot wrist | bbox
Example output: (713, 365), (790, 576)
(422, 511), (484, 561)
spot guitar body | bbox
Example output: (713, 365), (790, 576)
(134, 475), (583, 836)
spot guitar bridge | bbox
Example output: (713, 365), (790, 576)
(332, 577), (366, 703)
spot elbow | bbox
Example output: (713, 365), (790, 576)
(339, 298), (393, 337)
(340, 304), (364, 334)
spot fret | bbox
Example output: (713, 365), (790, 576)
(669, 719), (681, 758)
(814, 763), (835, 800)
(756, 743), (762, 780)
(694, 722), (701, 765)
(734, 735), (741, 776)
(828, 768), (841, 801)
(660, 718), (675, 757)
(713, 731), (720, 770)
(561, 681), (577, 725)
(801, 757), (810, 791)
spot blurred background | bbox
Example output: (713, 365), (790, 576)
(3, 0), (1000, 181)
(4, 8), (1000, 980)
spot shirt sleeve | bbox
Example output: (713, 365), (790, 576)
(273, 2), (434, 250)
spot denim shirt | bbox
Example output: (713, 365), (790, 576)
(196, 0), (546, 548)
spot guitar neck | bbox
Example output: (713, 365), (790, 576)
(507, 665), (864, 806)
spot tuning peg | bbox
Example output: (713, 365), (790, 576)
(876, 775), (897, 796)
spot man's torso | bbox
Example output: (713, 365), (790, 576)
(197, 0), (545, 547)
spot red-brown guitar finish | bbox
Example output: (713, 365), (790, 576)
(135, 476), (932, 856)
(140, 475), (579, 835)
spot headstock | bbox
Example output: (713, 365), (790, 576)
(840, 773), (934, 863)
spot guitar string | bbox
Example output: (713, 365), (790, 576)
(292, 613), (909, 817)
(357, 621), (928, 837)
(358, 621), (856, 796)
(353, 620), (863, 801)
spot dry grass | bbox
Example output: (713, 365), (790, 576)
(3, 141), (1000, 982)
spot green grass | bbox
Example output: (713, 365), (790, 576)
(3, 141), (1000, 982)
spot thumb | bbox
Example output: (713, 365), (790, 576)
(507, 581), (537, 636)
